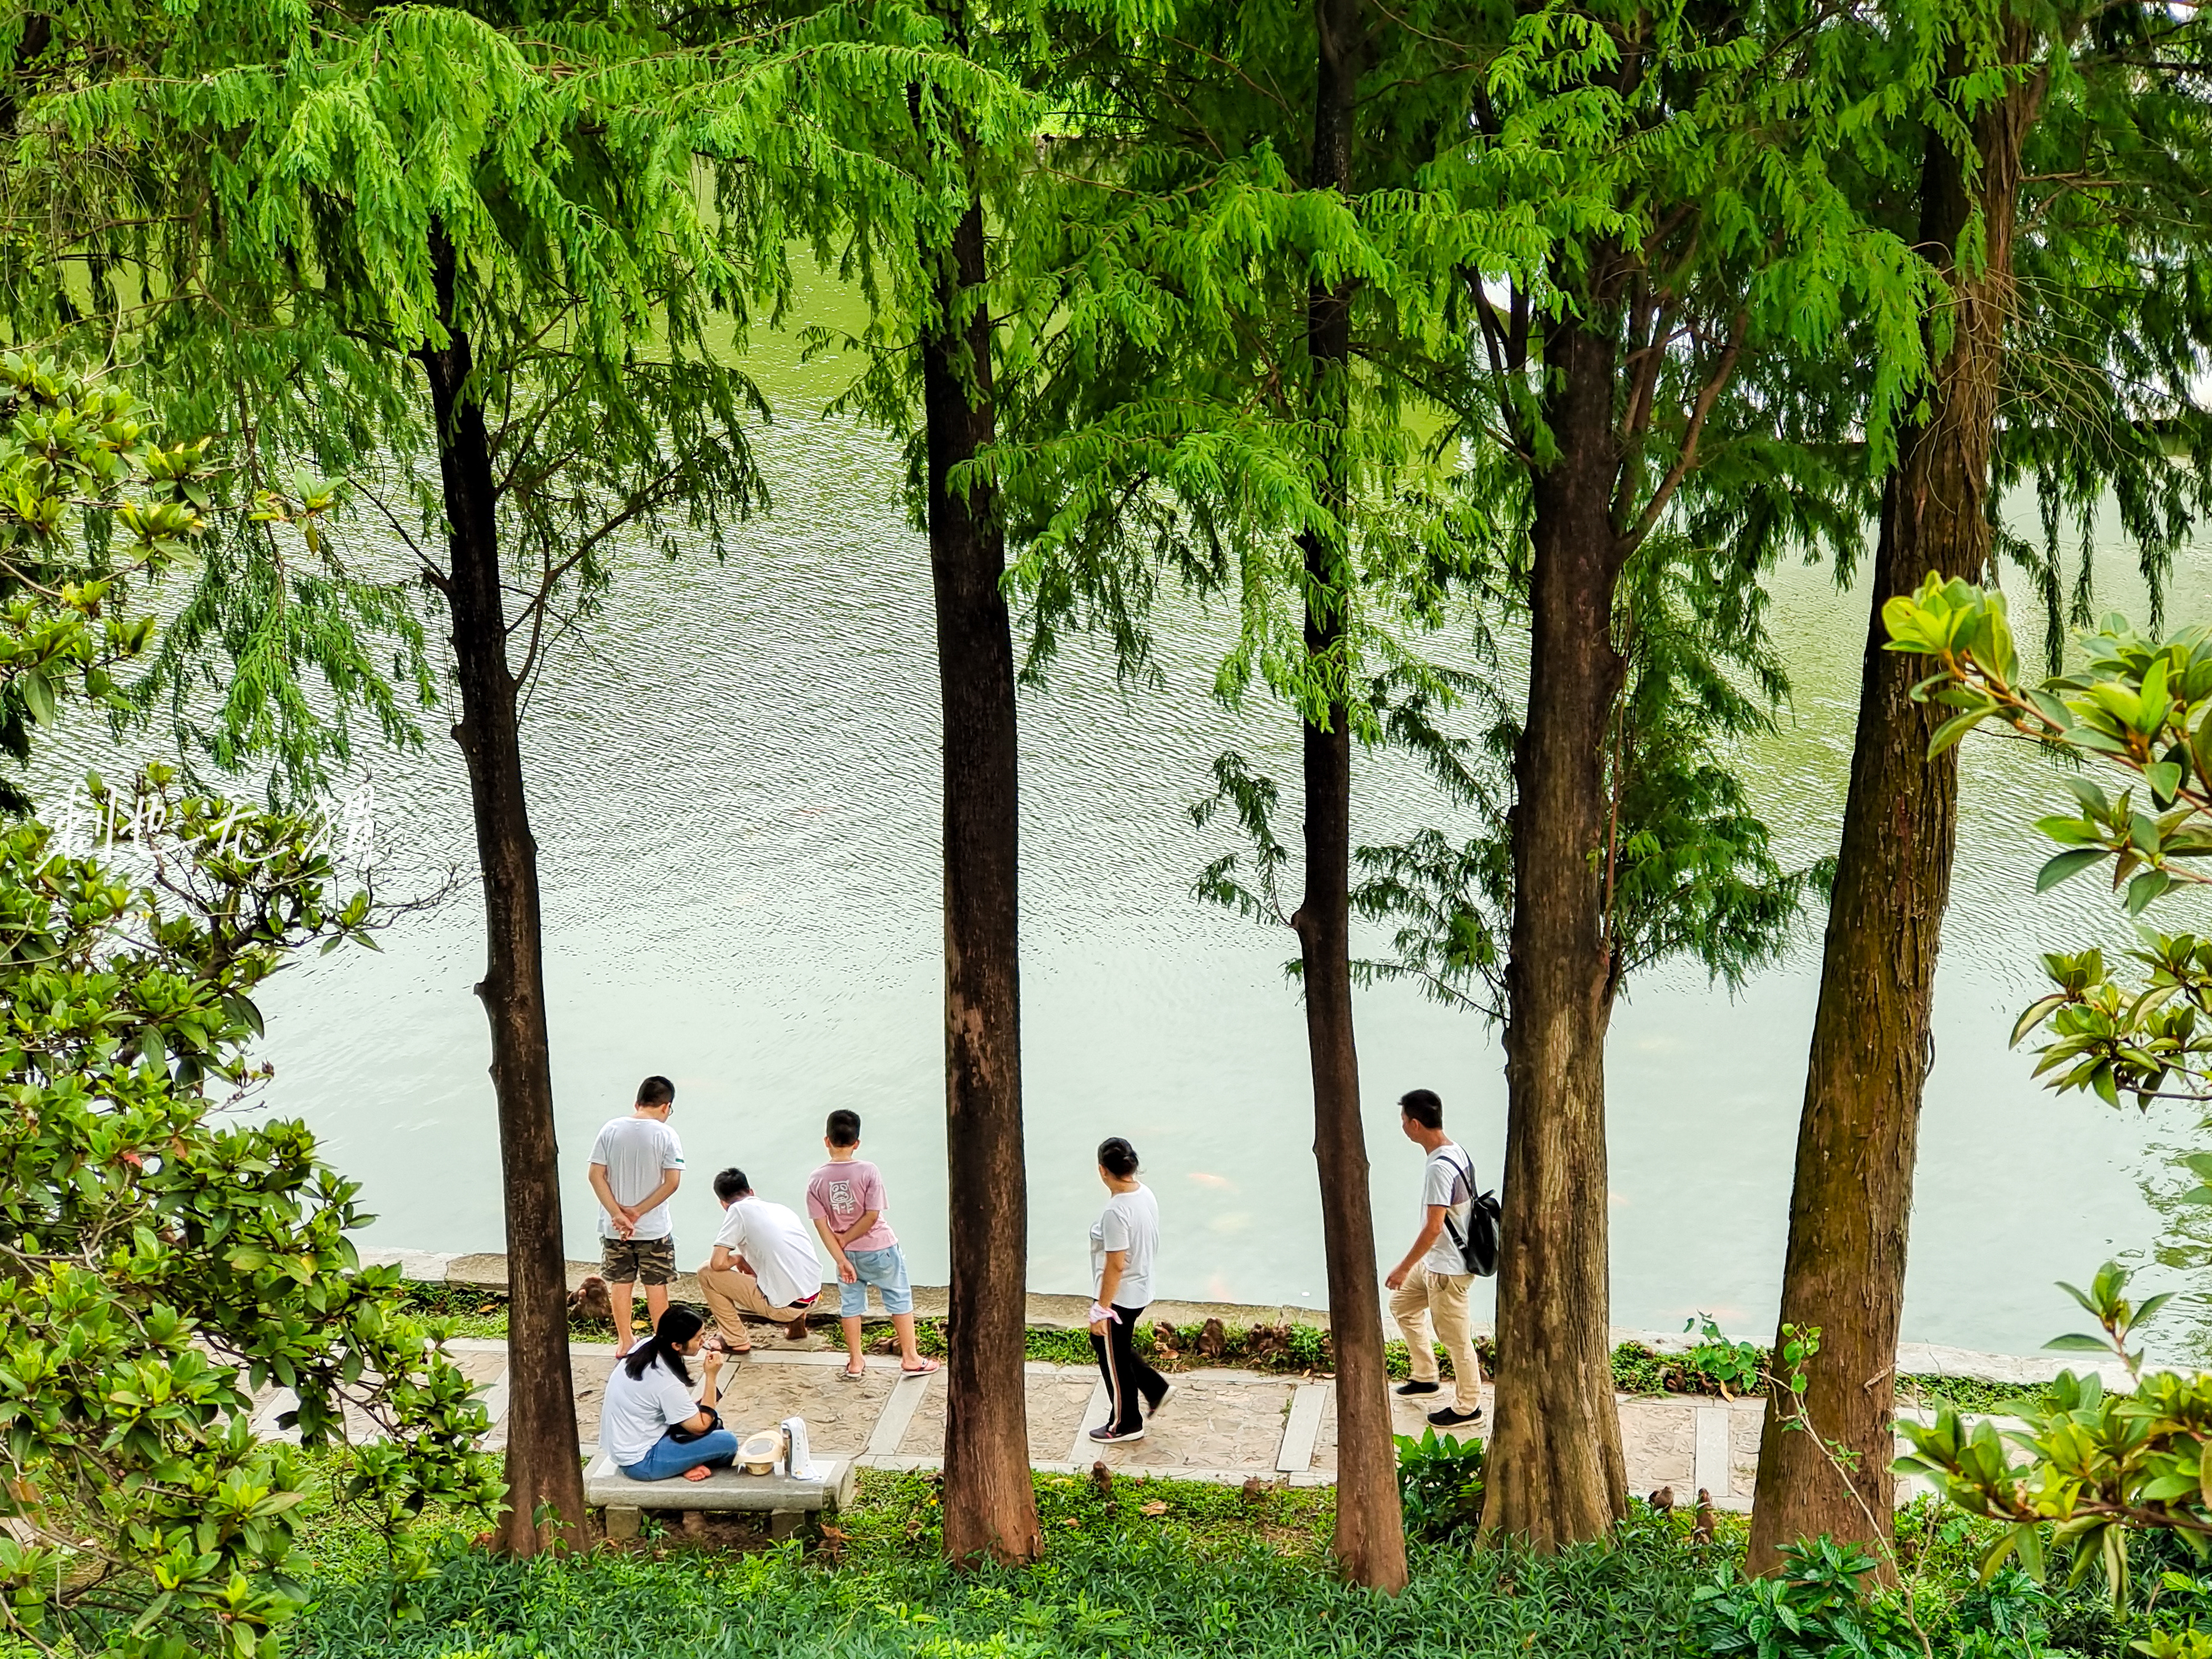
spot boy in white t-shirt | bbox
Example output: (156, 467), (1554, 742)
(694, 1167), (823, 1352)
(587, 1075), (685, 1356)
(1383, 1087), (1484, 1428)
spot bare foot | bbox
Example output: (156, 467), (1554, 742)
(681, 1464), (713, 1482)
(901, 1358), (940, 1375)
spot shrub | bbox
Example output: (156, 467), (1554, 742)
(1396, 1427), (1484, 1542)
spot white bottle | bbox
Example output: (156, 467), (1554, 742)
(781, 1415), (818, 1480)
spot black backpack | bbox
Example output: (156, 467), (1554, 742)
(1436, 1147), (1502, 1278)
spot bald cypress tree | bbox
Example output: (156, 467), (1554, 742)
(1753, 0), (2212, 1570)
(0, 3), (816, 1549)
(991, 0), (1529, 1586)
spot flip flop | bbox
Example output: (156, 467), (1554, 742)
(840, 1364), (867, 1380)
(901, 1359), (941, 1375)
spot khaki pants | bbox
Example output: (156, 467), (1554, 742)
(1391, 1266), (1482, 1409)
(697, 1263), (814, 1348)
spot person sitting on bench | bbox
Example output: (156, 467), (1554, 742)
(601, 1306), (736, 1482)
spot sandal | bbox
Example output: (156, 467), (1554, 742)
(840, 1363), (867, 1380)
(900, 1359), (941, 1375)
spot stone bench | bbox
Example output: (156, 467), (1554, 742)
(585, 1450), (856, 1541)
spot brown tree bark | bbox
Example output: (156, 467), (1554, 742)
(1292, 0), (1406, 1593)
(1481, 307), (1632, 1549)
(923, 193), (1040, 1570)
(417, 225), (585, 1556)
(1748, 39), (2044, 1573)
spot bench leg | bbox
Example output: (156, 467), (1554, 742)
(603, 1506), (641, 1542)
(768, 1509), (800, 1541)
(681, 1511), (707, 1538)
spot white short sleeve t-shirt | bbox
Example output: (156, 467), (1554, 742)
(1422, 1143), (1477, 1275)
(714, 1197), (823, 1308)
(1089, 1183), (1160, 1309)
(600, 1352), (698, 1466)
(589, 1117), (685, 1240)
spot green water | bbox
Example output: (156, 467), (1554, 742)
(32, 318), (2211, 1356)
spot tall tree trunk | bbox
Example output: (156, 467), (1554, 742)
(923, 192), (1040, 1570)
(417, 226), (584, 1556)
(1748, 41), (2043, 1573)
(1482, 308), (1631, 1549)
(1294, 0), (1406, 1594)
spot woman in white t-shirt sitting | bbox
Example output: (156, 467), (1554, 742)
(1086, 1136), (1169, 1445)
(601, 1307), (738, 1481)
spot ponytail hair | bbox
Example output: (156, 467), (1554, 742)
(622, 1304), (704, 1386)
(1097, 1136), (1140, 1179)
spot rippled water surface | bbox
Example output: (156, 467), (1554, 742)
(35, 329), (2212, 1356)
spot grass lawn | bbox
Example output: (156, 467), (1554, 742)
(283, 1464), (2178, 1659)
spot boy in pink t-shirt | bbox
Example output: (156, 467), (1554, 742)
(807, 1110), (938, 1379)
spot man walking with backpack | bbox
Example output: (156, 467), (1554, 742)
(1383, 1088), (1484, 1428)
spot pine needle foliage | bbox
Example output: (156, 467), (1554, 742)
(995, 0), (1528, 726)
(1985, 1), (2212, 662)
(1352, 532), (1831, 1024)
(0, 1), (944, 787)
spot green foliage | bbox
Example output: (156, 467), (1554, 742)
(0, 767), (499, 1659)
(1395, 1428), (1484, 1543)
(289, 1481), (1723, 1659)
(1351, 536), (1827, 1016)
(0, 355), (242, 813)
(0, 2), (923, 794)
(276, 1476), (2200, 1659)
(1989, 2), (2212, 665)
(1888, 582), (2212, 1116)
(996, 0), (1530, 783)
(1897, 1376), (2054, 1419)
(1683, 1315), (1766, 1401)
(1895, 1261), (2212, 1612)
(1888, 578), (2212, 914)
(1884, 582), (2212, 1611)
(1692, 1537), (1921, 1659)
(2142, 1625), (2212, 1659)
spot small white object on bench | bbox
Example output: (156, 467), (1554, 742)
(584, 1450), (856, 1541)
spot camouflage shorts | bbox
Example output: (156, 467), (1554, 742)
(600, 1234), (677, 1287)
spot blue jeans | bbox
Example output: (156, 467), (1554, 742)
(839, 1245), (914, 1316)
(620, 1428), (739, 1481)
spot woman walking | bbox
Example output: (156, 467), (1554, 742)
(601, 1306), (739, 1480)
(1087, 1136), (1168, 1444)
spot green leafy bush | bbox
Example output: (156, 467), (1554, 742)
(0, 781), (502, 1659)
(1396, 1427), (1484, 1542)
(1683, 1314), (1766, 1399)
(1691, 1537), (1921, 1658)
(0, 357), (496, 1659)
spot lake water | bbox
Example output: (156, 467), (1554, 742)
(30, 332), (2212, 1357)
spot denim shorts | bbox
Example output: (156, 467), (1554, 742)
(840, 1245), (914, 1316)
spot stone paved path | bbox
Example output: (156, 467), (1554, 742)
(251, 1335), (1995, 1512)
